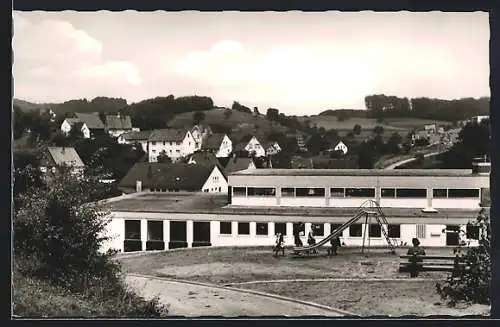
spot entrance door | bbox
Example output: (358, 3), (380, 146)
(446, 225), (460, 246)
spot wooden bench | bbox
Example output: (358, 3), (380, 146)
(399, 255), (463, 273)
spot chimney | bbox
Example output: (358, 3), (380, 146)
(136, 180), (142, 193)
(472, 156), (490, 175)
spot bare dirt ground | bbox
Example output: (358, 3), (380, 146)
(119, 246), (490, 317)
(125, 275), (342, 317)
(233, 280), (489, 317)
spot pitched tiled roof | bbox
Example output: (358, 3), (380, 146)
(119, 162), (217, 190)
(148, 129), (188, 142)
(202, 133), (226, 150)
(74, 113), (105, 129)
(121, 130), (152, 141)
(106, 115), (132, 130)
(224, 156), (255, 174)
(188, 152), (221, 167)
(46, 147), (84, 167)
(65, 118), (83, 125)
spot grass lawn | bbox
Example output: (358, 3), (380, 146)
(119, 246), (489, 316)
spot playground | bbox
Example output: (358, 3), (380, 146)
(119, 246), (489, 316)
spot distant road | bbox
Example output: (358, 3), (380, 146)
(384, 151), (444, 170)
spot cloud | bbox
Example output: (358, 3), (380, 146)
(12, 12), (142, 102)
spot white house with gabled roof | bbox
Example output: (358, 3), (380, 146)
(244, 136), (266, 157)
(334, 141), (348, 155)
(148, 129), (197, 162)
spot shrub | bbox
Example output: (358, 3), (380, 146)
(13, 165), (168, 317)
(435, 210), (491, 306)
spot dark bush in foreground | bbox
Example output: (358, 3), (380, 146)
(13, 165), (168, 317)
(436, 210), (491, 306)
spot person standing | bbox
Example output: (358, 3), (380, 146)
(407, 238), (426, 277)
(329, 236), (341, 256)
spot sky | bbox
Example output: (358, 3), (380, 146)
(12, 11), (490, 115)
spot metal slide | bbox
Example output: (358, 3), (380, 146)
(292, 200), (396, 255)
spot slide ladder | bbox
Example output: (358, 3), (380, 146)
(292, 200), (396, 255)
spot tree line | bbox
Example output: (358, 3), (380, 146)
(364, 94), (489, 121)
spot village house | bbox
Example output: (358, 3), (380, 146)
(333, 141), (348, 155)
(119, 162), (228, 194)
(39, 146), (85, 177)
(117, 130), (152, 153)
(244, 136), (266, 157)
(148, 129), (196, 163)
(201, 133), (233, 158)
(191, 124), (213, 151)
(60, 112), (106, 139)
(105, 113), (134, 138)
(60, 118), (91, 138)
(265, 141), (282, 156)
(424, 124), (437, 133)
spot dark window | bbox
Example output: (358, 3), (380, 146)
(296, 188), (325, 197)
(233, 187), (246, 196)
(330, 224), (342, 234)
(220, 222), (232, 234)
(281, 188), (295, 197)
(448, 189), (480, 198)
(312, 223), (324, 236)
(330, 188), (345, 197)
(381, 188), (396, 198)
(238, 222), (250, 235)
(125, 220), (141, 240)
(369, 224), (381, 237)
(388, 224), (401, 238)
(293, 222), (305, 235)
(247, 187), (276, 196)
(433, 189), (448, 198)
(256, 223), (268, 235)
(275, 223), (287, 235)
(396, 188), (427, 198)
(349, 224), (363, 237)
(466, 224), (480, 240)
(345, 188), (375, 198)
(147, 221), (163, 241)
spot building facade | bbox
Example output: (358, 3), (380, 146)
(102, 162), (489, 253)
(244, 136), (266, 157)
(148, 129), (197, 162)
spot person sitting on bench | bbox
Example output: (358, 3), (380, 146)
(307, 230), (317, 254)
(273, 233), (285, 256)
(407, 237), (426, 277)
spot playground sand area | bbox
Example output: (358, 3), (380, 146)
(120, 246), (490, 316)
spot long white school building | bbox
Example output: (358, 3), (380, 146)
(101, 161), (490, 253)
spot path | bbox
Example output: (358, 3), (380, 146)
(125, 274), (348, 317)
(384, 151), (443, 170)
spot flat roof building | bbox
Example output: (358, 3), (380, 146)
(102, 163), (490, 253)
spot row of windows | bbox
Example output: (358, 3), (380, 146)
(219, 222), (401, 238)
(233, 187), (481, 199)
(150, 141), (183, 146)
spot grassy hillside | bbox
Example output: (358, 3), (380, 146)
(299, 115), (448, 132)
(13, 99), (55, 112)
(168, 108), (299, 142)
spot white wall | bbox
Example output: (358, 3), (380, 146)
(201, 167), (229, 193)
(104, 215), (481, 252)
(232, 196), (277, 206)
(61, 120), (71, 135)
(280, 197), (326, 207)
(215, 135), (233, 158)
(431, 198), (480, 209)
(329, 198), (374, 208)
(379, 198), (428, 208)
(245, 137), (266, 157)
